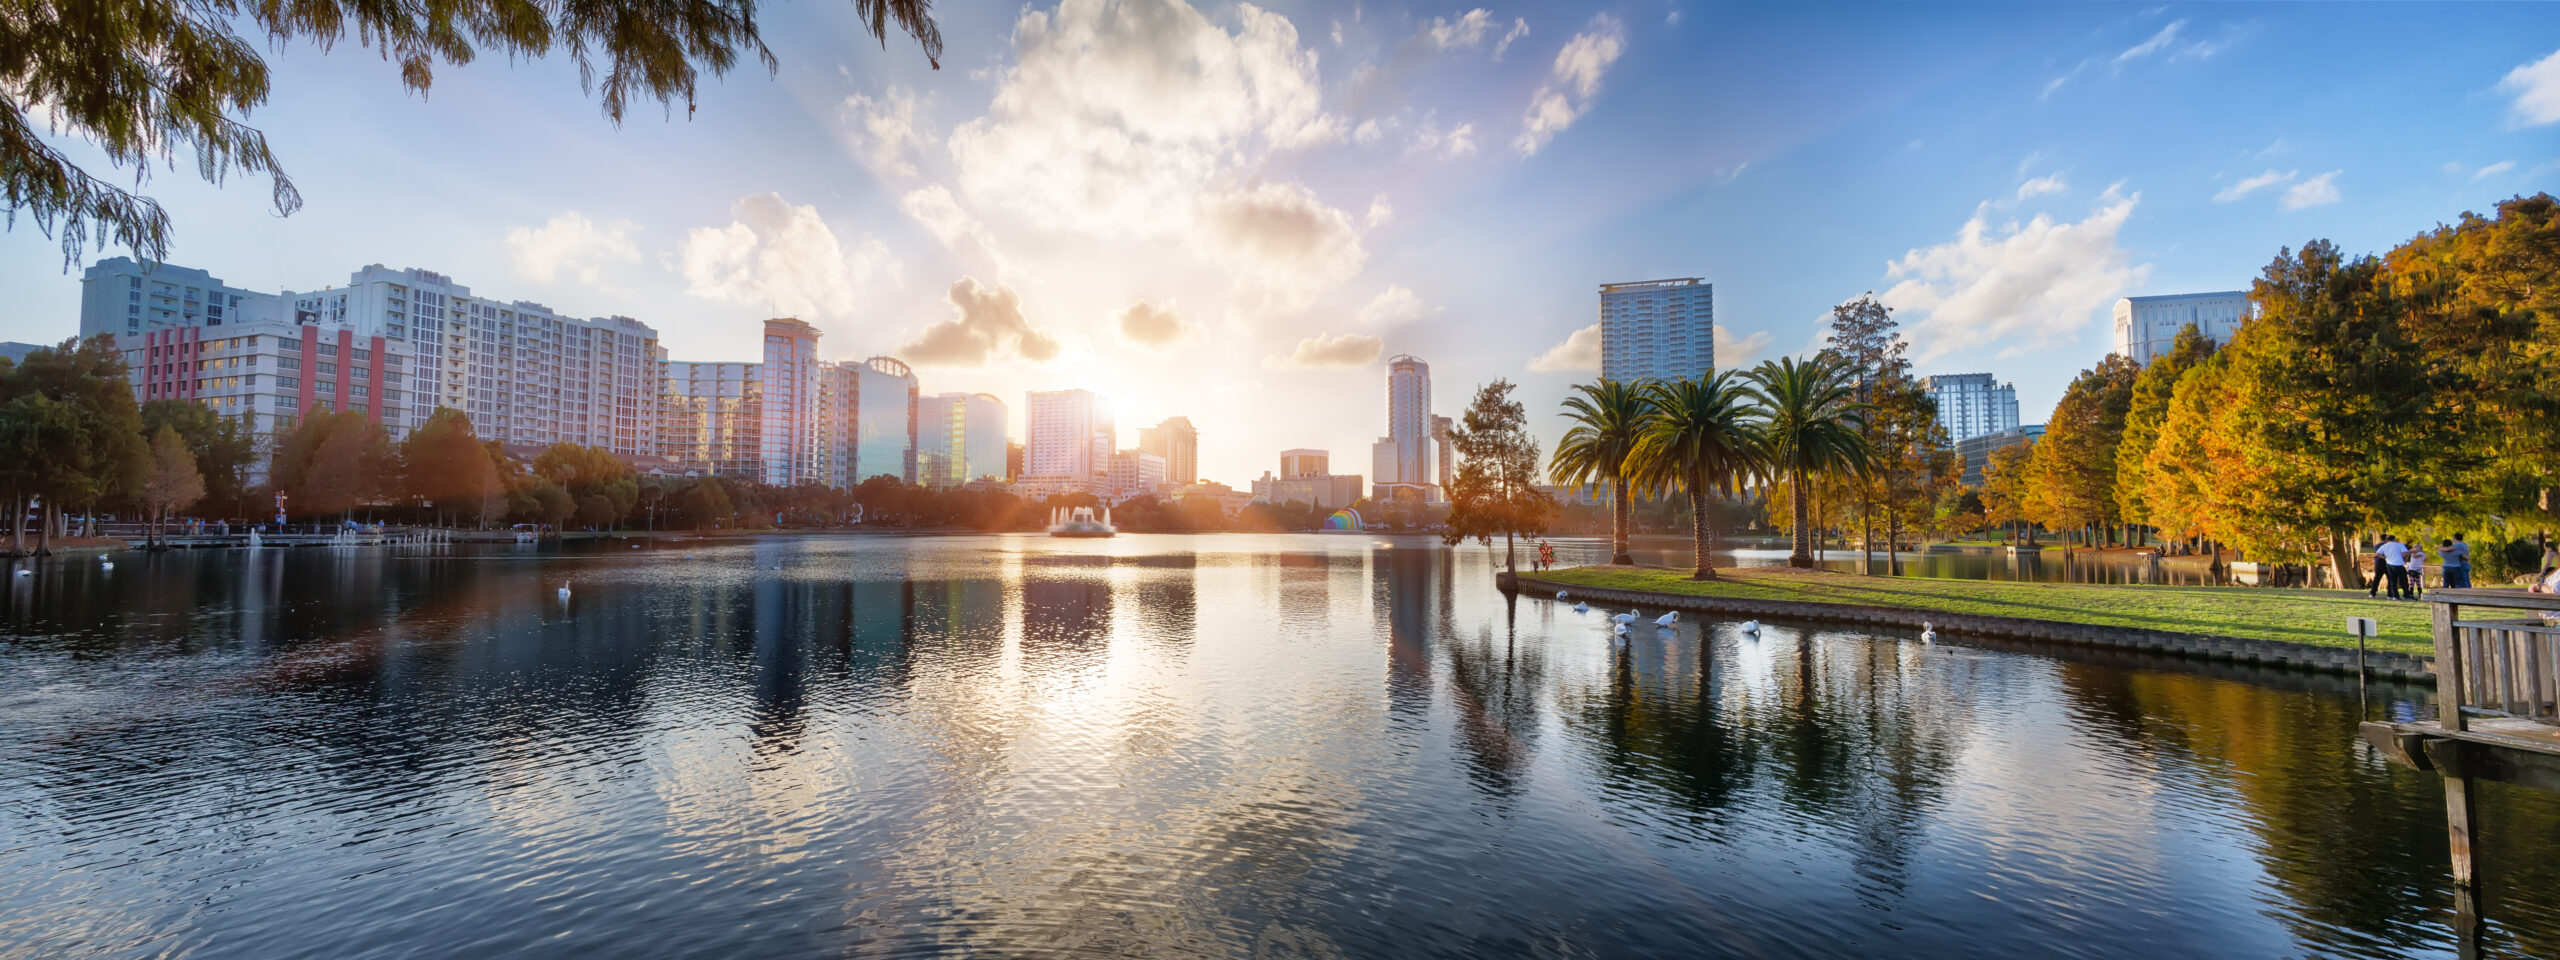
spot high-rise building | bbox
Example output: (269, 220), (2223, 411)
(79, 258), (275, 343)
(1922, 373), (2021, 443)
(1599, 277), (1714, 383)
(2113, 292), (2250, 366)
(1375, 355), (1436, 500)
(853, 357), (918, 485)
(1280, 448), (1328, 478)
(660, 361), (763, 478)
(1107, 449), (1167, 499)
(1006, 441), (1025, 482)
(282, 264), (665, 455)
(759, 319), (823, 487)
(1431, 414), (1454, 489)
(1956, 424), (2046, 487)
(116, 320), (414, 480)
(919, 392), (1008, 487)
(1138, 416), (1199, 486)
(1026, 389), (1111, 492)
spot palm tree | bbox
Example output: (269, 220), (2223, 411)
(1551, 379), (1651, 566)
(1745, 356), (1873, 569)
(1631, 372), (1766, 580)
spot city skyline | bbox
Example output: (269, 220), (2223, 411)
(1, 2), (2551, 487)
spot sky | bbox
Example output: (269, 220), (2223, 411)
(3, 2), (2556, 487)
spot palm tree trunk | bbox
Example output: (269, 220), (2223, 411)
(1860, 493), (1874, 576)
(1609, 476), (1633, 565)
(1690, 469), (1714, 580)
(1789, 467), (1814, 568)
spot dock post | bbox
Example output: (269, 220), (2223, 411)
(2425, 738), (2480, 890)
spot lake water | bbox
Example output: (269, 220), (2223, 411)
(2, 535), (2555, 958)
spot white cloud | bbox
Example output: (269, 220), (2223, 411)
(1195, 181), (1368, 313)
(2476, 160), (2518, 180)
(1116, 299), (1192, 348)
(1357, 285), (1425, 325)
(1445, 122), (1477, 156)
(2252, 138), (2293, 160)
(901, 276), (1063, 366)
(947, 0), (1364, 316)
(1269, 331), (1385, 368)
(505, 212), (638, 284)
(1881, 187), (2151, 362)
(898, 183), (1007, 271)
(1423, 9), (1495, 50)
(1715, 326), (1774, 368)
(1407, 118), (1477, 157)
(2498, 46), (2560, 126)
(1365, 193), (1394, 229)
(838, 87), (932, 178)
(1353, 118), (1388, 144)
(1526, 323), (1600, 372)
(2114, 19), (2185, 65)
(2280, 170), (2342, 210)
(949, 0), (1341, 240)
(2213, 168), (2294, 202)
(1495, 18), (1529, 59)
(2014, 174), (2067, 202)
(1514, 14), (1625, 155)
(679, 193), (892, 319)
(2039, 60), (2092, 101)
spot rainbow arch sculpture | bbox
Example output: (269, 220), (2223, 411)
(1322, 508), (1363, 531)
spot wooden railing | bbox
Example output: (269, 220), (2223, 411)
(2430, 588), (2560, 730)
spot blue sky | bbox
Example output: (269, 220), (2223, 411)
(3, 1), (2554, 485)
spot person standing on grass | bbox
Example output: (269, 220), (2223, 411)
(2404, 539), (2427, 599)
(2374, 535), (2409, 600)
(2442, 535), (2472, 590)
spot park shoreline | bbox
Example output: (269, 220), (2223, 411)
(1504, 567), (2438, 684)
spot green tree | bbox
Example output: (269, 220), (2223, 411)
(680, 477), (735, 529)
(138, 425), (204, 548)
(3, 337), (147, 542)
(140, 398), (255, 513)
(1981, 441), (2035, 545)
(0, 392), (82, 553)
(1630, 372), (1764, 580)
(2114, 324), (2219, 535)
(2220, 240), (2452, 585)
(533, 442), (637, 527)
(1550, 379), (1651, 566)
(6, 0), (943, 268)
(2388, 194), (2560, 527)
(1442, 379), (1554, 572)
(1745, 355), (1872, 568)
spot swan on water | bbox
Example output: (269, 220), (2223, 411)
(1920, 622), (1936, 643)
(1655, 612), (1678, 627)
(558, 585), (572, 600)
(1610, 610), (1640, 624)
(99, 561), (112, 570)
(1739, 620), (1761, 633)
(1572, 602), (1589, 613)
(1556, 591), (1567, 599)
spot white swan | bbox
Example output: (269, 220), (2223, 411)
(99, 561), (112, 570)
(557, 585), (572, 601)
(1655, 612), (1678, 626)
(1739, 619), (1760, 633)
(1611, 610), (1640, 624)
(1572, 602), (1589, 613)
(1920, 621), (1936, 643)
(10, 569), (25, 578)
(1612, 623), (1629, 635)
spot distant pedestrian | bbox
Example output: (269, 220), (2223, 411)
(2404, 540), (2427, 599)
(2442, 535), (2471, 590)
(2374, 535), (2410, 600)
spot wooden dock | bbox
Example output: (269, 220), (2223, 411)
(2359, 587), (2560, 951)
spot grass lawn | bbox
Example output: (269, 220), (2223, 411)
(1532, 565), (2442, 656)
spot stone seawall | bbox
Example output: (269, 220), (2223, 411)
(1502, 573), (2435, 684)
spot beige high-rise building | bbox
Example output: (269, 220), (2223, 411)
(1138, 416), (1199, 486)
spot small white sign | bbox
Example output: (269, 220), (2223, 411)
(2345, 616), (2378, 638)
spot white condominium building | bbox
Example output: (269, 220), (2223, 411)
(117, 319), (417, 482)
(661, 361), (764, 479)
(760, 319), (824, 487)
(1107, 449), (1168, 500)
(1375, 355), (1437, 501)
(1922, 373), (2021, 443)
(284, 265), (665, 456)
(1599, 277), (1714, 384)
(2112, 292), (2250, 367)
(80, 258), (272, 342)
